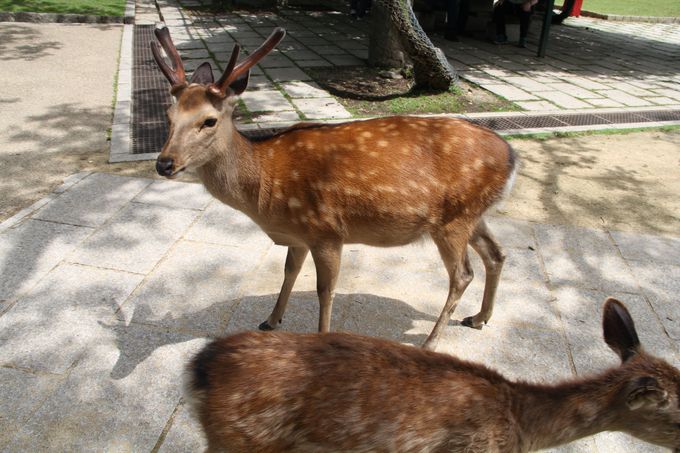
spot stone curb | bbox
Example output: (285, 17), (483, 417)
(0, 172), (92, 234)
(579, 10), (680, 24)
(0, 11), (131, 24)
(108, 0), (136, 163)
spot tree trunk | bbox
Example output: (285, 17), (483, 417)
(368, 2), (405, 69)
(368, 0), (457, 90)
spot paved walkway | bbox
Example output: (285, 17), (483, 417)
(1, 172), (678, 451)
(437, 18), (680, 111)
(109, 1), (680, 161)
(144, 0), (680, 124)
(1, 3), (679, 452)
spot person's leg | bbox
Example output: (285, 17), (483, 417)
(458, 0), (470, 33)
(493, 1), (511, 42)
(518, 4), (532, 46)
(445, 0), (461, 40)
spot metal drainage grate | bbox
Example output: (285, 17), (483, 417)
(468, 109), (680, 132)
(635, 110), (680, 122)
(509, 115), (569, 129)
(468, 117), (522, 130)
(132, 25), (173, 154)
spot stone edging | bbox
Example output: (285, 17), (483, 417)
(0, 0), (136, 24)
(0, 11), (130, 24)
(579, 10), (680, 24)
(109, 0), (137, 163)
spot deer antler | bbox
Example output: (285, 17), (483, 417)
(151, 25), (187, 91)
(209, 27), (286, 97)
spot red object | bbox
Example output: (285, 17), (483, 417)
(571, 0), (583, 16)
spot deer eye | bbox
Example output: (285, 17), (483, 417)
(201, 118), (217, 129)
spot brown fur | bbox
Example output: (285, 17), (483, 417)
(153, 29), (517, 348)
(186, 299), (680, 452)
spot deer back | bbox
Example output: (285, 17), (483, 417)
(233, 116), (516, 246)
(186, 331), (521, 452)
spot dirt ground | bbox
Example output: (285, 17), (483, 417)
(0, 129), (678, 236)
(306, 66), (516, 115)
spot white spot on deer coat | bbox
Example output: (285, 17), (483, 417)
(288, 197), (302, 209)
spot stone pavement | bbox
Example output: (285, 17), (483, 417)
(435, 18), (680, 111)
(140, 0), (680, 125)
(109, 1), (680, 161)
(1, 172), (679, 451)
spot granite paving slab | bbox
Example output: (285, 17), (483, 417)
(1, 172), (678, 451)
(0, 219), (92, 300)
(32, 173), (151, 228)
(0, 263), (143, 374)
(68, 202), (200, 274)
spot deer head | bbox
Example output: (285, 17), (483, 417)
(602, 298), (680, 450)
(150, 25), (286, 178)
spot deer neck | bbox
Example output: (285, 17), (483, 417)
(515, 372), (625, 451)
(196, 129), (261, 215)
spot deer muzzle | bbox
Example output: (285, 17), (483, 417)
(156, 157), (175, 177)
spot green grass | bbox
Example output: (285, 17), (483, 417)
(0, 0), (126, 16)
(341, 86), (517, 117)
(567, 0), (680, 17)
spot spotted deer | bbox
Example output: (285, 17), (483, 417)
(186, 298), (680, 452)
(151, 25), (517, 349)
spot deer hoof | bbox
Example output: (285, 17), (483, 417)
(258, 321), (275, 331)
(461, 316), (484, 330)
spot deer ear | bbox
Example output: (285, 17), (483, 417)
(603, 298), (641, 362)
(189, 62), (215, 85)
(229, 70), (250, 96)
(626, 377), (669, 410)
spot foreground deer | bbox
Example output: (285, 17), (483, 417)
(151, 26), (517, 349)
(185, 298), (680, 452)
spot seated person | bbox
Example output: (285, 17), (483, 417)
(350, 0), (372, 18)
(492, 0), (538, 47)
(417, 0), (470, 41)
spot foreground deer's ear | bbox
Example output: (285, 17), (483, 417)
(626, 377), (670, 410)
(229, 70), (250, 96)
(603, 298), (641, 362)
(190, 62), (215, 85)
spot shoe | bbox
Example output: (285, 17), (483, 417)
(518, 37), (527, 48)
(493, 34), (508, 45)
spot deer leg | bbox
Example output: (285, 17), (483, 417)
(462, 219), (506, 329)
(423, 230), (474, 350)
(259, 246), (309, 331)
(310, 242), (343, 333)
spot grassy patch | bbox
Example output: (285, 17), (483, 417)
(341, 86), (520, 117)
(564, 0), (680, 16)
(0, 0), (126, 16)
(344, 88), (464, 116)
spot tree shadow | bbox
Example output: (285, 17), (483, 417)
(0, 23), (63, 61)
(522, 133), (680, 234)
(6, 102), (112, 153)
(436, 15), (679, 85)
(101, 291), (437, 379)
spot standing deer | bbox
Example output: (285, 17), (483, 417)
(186, 298), (680, 452)
(151, 25), (517, 349)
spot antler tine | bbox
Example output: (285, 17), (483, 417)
(213, 27), (286, 95)
(150, 40), (179, 86)
(152, 26), (187, 88)
(210, 43), (241, 96)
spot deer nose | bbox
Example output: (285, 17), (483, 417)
(156, 157), (174, 176)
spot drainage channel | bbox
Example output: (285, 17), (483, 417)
(131, 26), (680, 155)
(132, 25), (173, 155)
(468, 110), (680, 132)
